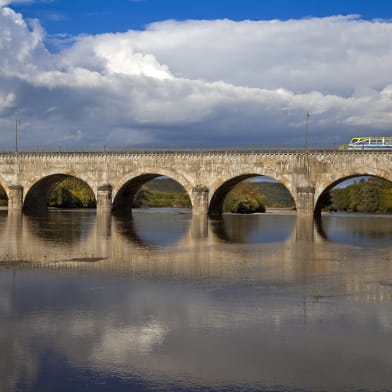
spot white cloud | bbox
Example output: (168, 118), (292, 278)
(0, 7), (392, 148)
(0, 0), (35, 6)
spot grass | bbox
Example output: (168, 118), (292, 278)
(312, 289), (321, 303)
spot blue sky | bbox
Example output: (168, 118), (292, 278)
(11, 0), (392, 35)
(1, 0), (392, 149)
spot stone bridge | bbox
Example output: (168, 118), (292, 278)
(0, 150), (391, 216)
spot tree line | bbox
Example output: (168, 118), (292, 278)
(0, 186), (6, 206)
(48, 178), (96, 208)
(325, 177), (392, 213)
(133, 189), (191, 208)
(223, 182), (266, 213)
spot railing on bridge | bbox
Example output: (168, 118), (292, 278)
(0, 143), (349, 154)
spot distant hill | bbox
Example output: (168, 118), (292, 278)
(136, 178), (191, 208)
(254, 181), (295, 207)
(143, 177), (186, 193)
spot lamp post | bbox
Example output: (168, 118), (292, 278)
(305, 112), (310, 151)
(15, 120), (20, 153)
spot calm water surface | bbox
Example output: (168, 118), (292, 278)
(1, 209), (392, 392)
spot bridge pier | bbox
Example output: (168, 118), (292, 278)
(8, 185), (23, 211)
(295, 187), (315, 216)
(192, 185), (209, 215)
(97, 185), (112, 213)
(190, 214), (209, 239)
(294, 215), (315, 242)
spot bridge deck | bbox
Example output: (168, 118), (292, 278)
(1, 149), (392, 156)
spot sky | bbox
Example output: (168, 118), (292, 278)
(1, 0), (392, 149)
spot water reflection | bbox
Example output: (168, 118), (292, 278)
(1, 210), (392, 392)
(320, 213), (392, 247)
(25, 210), (96, 243)
(120, 209), (192, 247)
(211, 213), (296, 243)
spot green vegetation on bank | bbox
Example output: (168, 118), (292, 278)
(325, 177), (392, 213)
(133, 178), (192, 208)
(0, 187), (7, 206)
(134, 190), (192, 208)
(254, 181), (295, 208)
(48, 178), (96, 208)
(223, 182), (266, 213)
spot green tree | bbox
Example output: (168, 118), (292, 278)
(0, 187), (6, 200)
(330, 177), (392, 213)
(133, 189), (153, 208)
(224, 182), (266, 214)
(331, 188), (349, 210)
(0, 186), (7, 206)
(48, 178), (96, 208)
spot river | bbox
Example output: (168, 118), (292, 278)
(1, 209), (392, 392)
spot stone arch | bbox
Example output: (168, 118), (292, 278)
(112, 168), (193, 214)
(23, 172), (96, 214)
(208, 171), (295, 216)
(314, 169), (392, 215)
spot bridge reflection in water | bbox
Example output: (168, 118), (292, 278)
(2, 209), (392, 392)
(1, 209), (392, 305)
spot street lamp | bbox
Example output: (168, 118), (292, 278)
(15, 120), (20, 153)
(305, 112), (310, 151)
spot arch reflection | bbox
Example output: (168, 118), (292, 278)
(24, 210), (96, 244)
(113, 209), (192, 248)
(315, 174), (392, 246)
(211, 213), (296, 244)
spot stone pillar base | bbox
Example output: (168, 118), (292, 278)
(8, 185), (23, 211)
(296, 187), (315, 216)
(192, 185), (209, 215)
(97, 185), (112, 212)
